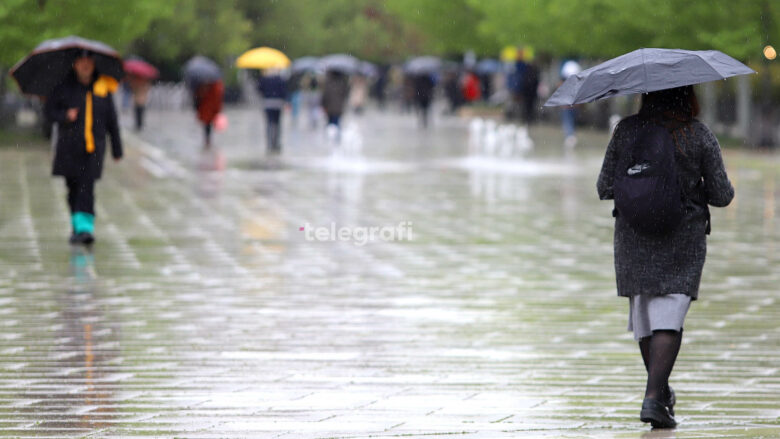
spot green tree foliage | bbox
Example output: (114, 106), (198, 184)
(384, 0), (500, 57)
(128, 0), (251, 78)
(239, 0), (424, 62)
(0, 0), (173, 68)
(470, 0), (779, 60)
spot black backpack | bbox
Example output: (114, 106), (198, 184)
(613, 123), (684, 235)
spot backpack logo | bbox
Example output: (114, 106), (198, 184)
(614, 124), (684, 235)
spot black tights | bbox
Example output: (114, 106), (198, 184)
(639, 329), (682, 401)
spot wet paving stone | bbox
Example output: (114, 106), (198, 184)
(0, 108), (778, 437)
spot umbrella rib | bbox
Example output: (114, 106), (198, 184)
(693, 51), (728, 79)
(641, 49), (649, 94)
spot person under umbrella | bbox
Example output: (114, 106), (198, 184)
(184, 56), (224, 148)
(235, 47), (292, 154)
(124, 57), (159, 131)
(413, 73), (435, 128)
(256, 70), (288, 154)
(44, 50), (122, 245)
(546, 48), (752, 429)
(321, 70), (350, 142)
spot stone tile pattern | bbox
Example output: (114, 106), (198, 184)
(0, 109), (777, 438)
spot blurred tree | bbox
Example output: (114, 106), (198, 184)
(239, 0), (424, 62)
(128, 0), (251, 80)
(0, 0), (172, 124)
(0, 0), (173, 68)
(470, 0), (780, 61)
(385, 0), (500, 57)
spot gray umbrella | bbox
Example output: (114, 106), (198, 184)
(292, 56), (320, 73)
(183, 56), (222, 89)
(475, 58), (502, 75)
(319, 54), (359, 74)
(544, 48), (755, 107)
(404, 56), (442, 75)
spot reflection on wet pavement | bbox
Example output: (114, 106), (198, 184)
(0, 108), (777, 437)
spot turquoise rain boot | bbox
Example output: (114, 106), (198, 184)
(71, 212), (95, 245)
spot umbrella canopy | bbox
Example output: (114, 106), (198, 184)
(404, 56), (442, 75)
(236, 47), (291, 69)
(292, 56), (320, 73)
(475, 58), (502, 75)
(10, 35), (124, 96)
(183, 56), (222, 88)
(319, 54), (360, 74)
(124, 56), (159, 80)
(544, 48), (755, 107)
(359, 61), (378, 77)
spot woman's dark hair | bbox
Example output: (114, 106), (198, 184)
(639, 85), (699, 120)
(639, 85), (700, 152)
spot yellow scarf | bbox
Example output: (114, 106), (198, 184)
(84, 75), (119, 153)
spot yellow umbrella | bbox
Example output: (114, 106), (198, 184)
(236, 47), (291, 69)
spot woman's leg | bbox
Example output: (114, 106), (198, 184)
(204, 123), (212, 148)
(644, 329), (682, 401)
(134, 105), (145, 130)
(67, 176), (96, 243)
(265, 109), (281, 153)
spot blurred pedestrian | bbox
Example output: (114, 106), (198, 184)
(45, 51), (122, 245)
(508, 52), (528, 120)
(597, 85), (734, 429)
(257, 70), (288, 154)
(560, 59), (581, 148)
(301, 73), (321, 129)
(349, 74), (369, 115)
(370, 65), (388, 110)
(287, 72), (302, 126)
(192, 79), (224, 148)
(413, 73), (436, 128)
(461, 70), (481, 104)
(443, 70), (462, 114)
(321, 70), (350, 140)
(522, 61), (540, 125)
(128, 75), (151, 131)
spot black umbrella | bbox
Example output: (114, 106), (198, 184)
(544, 48), (755, 107)
(318, 54), (360, 74)
(10, 35), (124, 96)
(183, 56), (222, 88)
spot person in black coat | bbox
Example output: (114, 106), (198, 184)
(257, 72), (288, 154)
(413, 73), (435, 128)
(45, 52), (122, 245)
(597, 86), (734, 428)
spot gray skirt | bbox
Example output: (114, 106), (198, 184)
(628, 294), (691, 341)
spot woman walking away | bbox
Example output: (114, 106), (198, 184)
(321, 70), (350, 142)
(45, 51), (122, 245)
(257, 70), (288, 154)
(597, 85), (734, 429)
(193, 80), (224, 148)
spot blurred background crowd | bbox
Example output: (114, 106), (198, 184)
(0, 0), (778, 148)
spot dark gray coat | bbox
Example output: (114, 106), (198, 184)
(597, 115), (734, 299)
(321, 73), (350, 117)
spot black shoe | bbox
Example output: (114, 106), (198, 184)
(69, 233), (79, 244)
(70, 232), (95, 246)
(640, 397), (676, 429)
(665, 386), (676, 417)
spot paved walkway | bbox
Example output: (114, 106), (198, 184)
(0, 107), (778, 438)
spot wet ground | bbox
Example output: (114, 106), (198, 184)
(0, 106), (778, 438)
